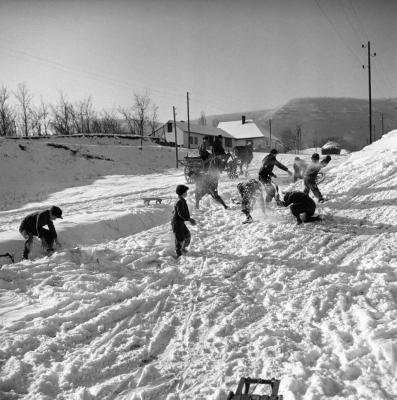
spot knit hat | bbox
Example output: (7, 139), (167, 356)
(311, 153), (320, 161)
(176, 185), (189, 196)
(270, 149), (278, 155)
(50, 205), (63, 219)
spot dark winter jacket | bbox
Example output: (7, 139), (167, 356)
(199, 141), (210, 159)
(171, 197), (191, 227)
(212, 138), (225, 156)
(258, 153), (288, 181)
(19, 210), (57, 239)
(304, 156), (331, 183)
(280, 191), (315, 208)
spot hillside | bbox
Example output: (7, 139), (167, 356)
(203, 97), (397, 151)
(0, 131), (396, 399)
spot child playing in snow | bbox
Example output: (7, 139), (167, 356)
(258, 149), (292, 204)
(19, 206), (63, 259)
(195, 171), (228, 210)
(171, 185), (196, 257)
(237, 179), (265, 224)
(303, 153), (331, 202)
(292, 156), (308, 182)
(277, 191), (322, 225)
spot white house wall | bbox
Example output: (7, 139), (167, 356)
(165, 126), (184, 146)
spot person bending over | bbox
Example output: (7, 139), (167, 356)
(237, 178), (265, 224)
(277, 191), (322, 225)
(19, 205), (63, 259)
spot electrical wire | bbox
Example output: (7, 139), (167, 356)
(313, 0), (363, 65)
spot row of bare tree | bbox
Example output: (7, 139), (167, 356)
(0, 83), (159, 137)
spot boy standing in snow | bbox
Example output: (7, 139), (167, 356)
(172, 185), (196, 257)
(19, 206), (63, 259)
(237, 179), (265, 224)
(303, 153), (331, 202)
(277, 191), (322, 225)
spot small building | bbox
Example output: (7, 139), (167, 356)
(153, 121), (235, 150)
(218, 116), (284, 152)
(321, 140), (341, 155)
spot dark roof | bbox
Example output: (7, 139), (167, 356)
(157, 121), (234, 139)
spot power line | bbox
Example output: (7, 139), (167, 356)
(313, 0), (363, 65)
(0, 42), (185, 104)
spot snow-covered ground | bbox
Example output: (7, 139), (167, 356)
(0, 133), (396, 400)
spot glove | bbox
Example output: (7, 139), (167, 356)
(190, 218), (196, 226)
(287, 170), (293, 176)
(325, 155), (331, 162)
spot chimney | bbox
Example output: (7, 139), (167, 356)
(242, 115), (246, 124)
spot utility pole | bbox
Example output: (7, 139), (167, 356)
(269, 119), (272, 151)
(173, 106), (178, 168)
(362, 41), (376, 144)
(381, 112), (384, 137)
(187, 92), (191, 149)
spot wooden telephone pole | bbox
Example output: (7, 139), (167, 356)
(362, 41), (376, 144)
(173, 106), (178, 168)
(187, 92), (191, 149)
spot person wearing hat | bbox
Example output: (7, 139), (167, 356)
(171, 185), (196, 257)
(19, 205), (63, 259)
(212, 135), (226, 156)
(303, 153), (331, 202)
(277, 190), (322, 225)
(258, 149), (292, 203)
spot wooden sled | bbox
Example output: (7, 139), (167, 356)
(142, 197), (165, 205)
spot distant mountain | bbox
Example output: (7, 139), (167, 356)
(198, 97), (397, 151)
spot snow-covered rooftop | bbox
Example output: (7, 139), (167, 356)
(218, 120), (266, 139)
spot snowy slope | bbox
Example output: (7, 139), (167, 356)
(0, 132), (396, 400)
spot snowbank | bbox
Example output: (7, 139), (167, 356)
(0, 132), (396, 399)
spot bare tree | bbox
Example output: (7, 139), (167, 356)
(148, 103), (159, 135)
(102, 109), (121, 133)
(198, 111), (207, 126)
(15, 82), (33, 136)
(118, 107), (136, 134)
(73, 96), (94, 133)
(119, 92), (158, 137)
(40, 98), (50, 136)
(30, 106), (42, 136)
(0, 85), (16, 136)
(52, 92), (74, 135)
(295, 124), (302, 154)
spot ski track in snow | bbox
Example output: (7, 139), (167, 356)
(0, 135), (397, 399)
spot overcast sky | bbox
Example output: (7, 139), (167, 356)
(0, 0), (396, 122)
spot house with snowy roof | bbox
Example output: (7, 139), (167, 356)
(153, 120), (235, 150)
(217, 116), (284, 152)
(321, 140), (341, 155)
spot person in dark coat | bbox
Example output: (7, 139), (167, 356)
(212, 135), (226, 156)
(258, 149), (292, 184)
(171, 185), (196, 257)
(277, 191), (322, 225)
(19, 205), (63, 259)
(199, 137), (210, 161)
(303, 153), (331, 202)
(195, 171), (228, 210)
(237, 179), (265, 224)
(258, 149), (292, 203)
